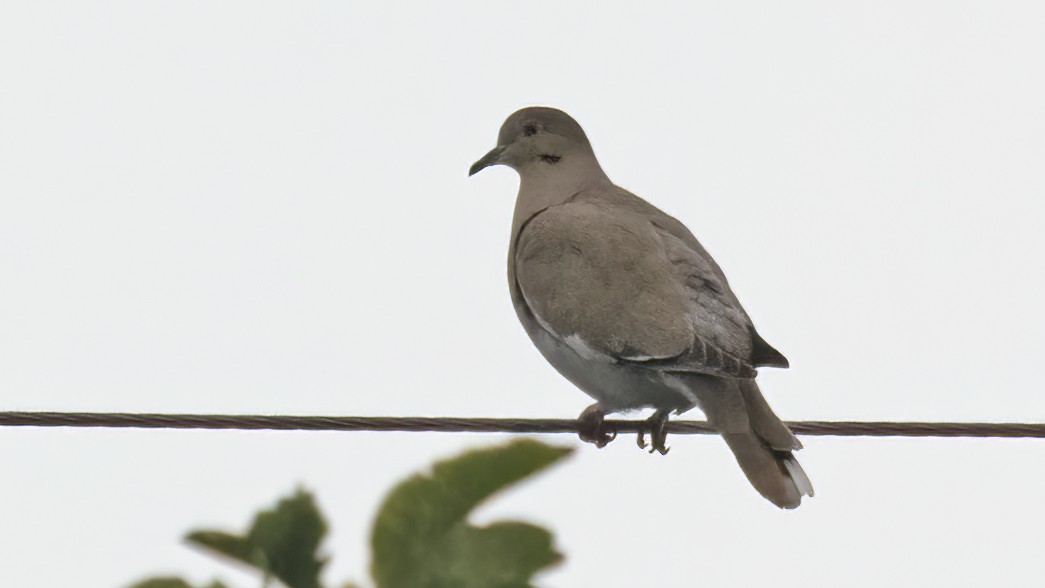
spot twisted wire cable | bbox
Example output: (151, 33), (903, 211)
(1, 412), (1042, 438)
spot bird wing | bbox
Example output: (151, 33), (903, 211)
(513, 200), (764, 378)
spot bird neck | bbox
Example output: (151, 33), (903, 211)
(510, 157), (611, 237)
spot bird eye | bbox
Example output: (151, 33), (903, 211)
(523, 123), (538, 137)
(540, 154), (561, 164)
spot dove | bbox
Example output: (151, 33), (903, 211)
(469, 107), (812, 508)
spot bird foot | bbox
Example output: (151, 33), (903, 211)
(577, 404), (616, 448)
(636, 410), (670, 455)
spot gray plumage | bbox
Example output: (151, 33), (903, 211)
(470, 107), (812, 509)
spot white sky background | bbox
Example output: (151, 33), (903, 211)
(2, 1), (1044, 586)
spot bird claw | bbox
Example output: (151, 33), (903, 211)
(578, 404), (616, 448)
(640, 410), (671, 455)
(593, 429), (617, 448)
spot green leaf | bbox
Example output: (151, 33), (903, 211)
(127, 579), (195, 588)
(187, 488), (328, 588)
(127, 579), (230, 588)
(371, 439), (571, 588)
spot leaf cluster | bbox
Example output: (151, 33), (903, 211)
(129, 440), (571, 588)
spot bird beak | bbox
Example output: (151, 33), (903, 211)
(468, 145), (507, 176)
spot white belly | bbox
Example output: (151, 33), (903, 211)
(524, 316), (696, 413)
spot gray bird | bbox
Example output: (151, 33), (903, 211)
(469, 107), (813, 509)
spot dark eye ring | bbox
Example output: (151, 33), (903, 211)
(523, 123), (538, 137)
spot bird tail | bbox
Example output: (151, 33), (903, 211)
(720, 432), (813, 509)
(688, 377), (813, 509)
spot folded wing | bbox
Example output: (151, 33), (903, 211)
(514, 200), (781, 379)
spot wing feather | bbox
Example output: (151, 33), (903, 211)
(513, 200), (768, 378)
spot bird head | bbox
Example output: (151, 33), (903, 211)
(469, 107), (598, 177)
